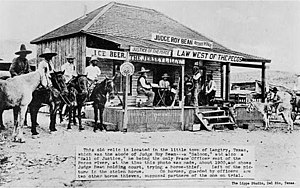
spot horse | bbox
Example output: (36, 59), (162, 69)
(247, 91), (294, 132)
(59, 75), (88, 130)
(0, 70), (47, 142)
(91, 76), (115, 132)
(28, 71), (68, 135)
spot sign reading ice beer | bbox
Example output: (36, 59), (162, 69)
(151, 33), (213, 49)
(86, 47), (127, 60)
(173, 48), (243, 63)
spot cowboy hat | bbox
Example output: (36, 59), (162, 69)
(39, 48), (57, 58)
(66, 54), (75, 59)
(15, 44), (32, 55)
(162, 73), (170, 78)
(89, 55), (99, 62)
(271, 87), (278, 92)
(137, 67), (150, 74)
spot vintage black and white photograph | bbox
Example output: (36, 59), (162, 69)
(0, 1), (299, 187)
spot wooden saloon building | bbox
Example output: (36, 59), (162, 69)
(31, 2), (271, 131)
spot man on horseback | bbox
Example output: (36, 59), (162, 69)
(61, 54), (76, 83)
(38, 48), (57, 85)
(85, 56), (101, 95)
(269, 87), (282, 115)
(9, 44), (32, 77)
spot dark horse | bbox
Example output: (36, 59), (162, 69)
(91, 76), (115, 132)
(28, 71), (68, 135)
(59, 75), (88, 130)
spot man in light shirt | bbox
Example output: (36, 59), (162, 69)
(61, 54), (76, 83)
(85, 56), (101, 84)
(38, 48), (57, 86)
(137, 67), (155, 107)
(206, 74), (216, 105)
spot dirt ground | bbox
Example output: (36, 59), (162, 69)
(0, 110), (300, 188)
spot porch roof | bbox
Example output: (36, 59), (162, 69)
(86, 32), (271, 63)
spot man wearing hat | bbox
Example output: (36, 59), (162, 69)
(158, 73), (171, 106)
(270, 87), (282, 114)
(9, 44), (32, 77)
(137, 67), (155, 107)
(192, 65), (202, 106)
(184, 74), (193, 106)
(85, 55), (101, 84)
(61, 54), (76, 83)
(205, 74), (217, 106)
(38, 48), (57, 85)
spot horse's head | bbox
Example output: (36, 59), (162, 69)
(76, 74), (89, 95)
(50, 70), (68, 94)
(103, 75), (115, 99)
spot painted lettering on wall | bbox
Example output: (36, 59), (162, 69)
(86, 47), (127, 60)
(130, 46), (171, 56)
(151, 33), (213, 49)
(173, 48), (243, 63)
(130, 54), (184, 65)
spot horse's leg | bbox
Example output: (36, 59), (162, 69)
(0, 110), (5, 130)
(78, 104), (84, 131)
(29, 105), (39, 136)
(73, 105), (77, 126)
(49, 103), (57, 132)
(93, 104), (98, 132)
(51, 102), (60, 132)
(67, 105), (72, 129)
(100, 107), (106, 131)
(24, 107), (28, 127)
(59, 103), (64, 123)
(12, 107), (19, 139)
(263, 113), (269, 130)
(14, 106), (27, 143)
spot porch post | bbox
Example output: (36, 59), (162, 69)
(220, 63), (224, 99)
(225, 62), (231, 101)
(261, 62), (266, 102)
(181, 63), (185, 131)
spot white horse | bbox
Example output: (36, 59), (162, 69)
(247, 91), (294, 132)
(0, 70), (48, 142)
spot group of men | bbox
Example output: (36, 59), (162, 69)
(136, 65), (217, 107)
(9, 44), (101, 87)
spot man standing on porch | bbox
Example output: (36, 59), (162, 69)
(137, 67), (155, 107)
(206, 74), (217, 105)
(192, 66), (201, 106)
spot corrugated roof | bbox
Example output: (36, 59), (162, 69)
(30, 2), (270, 62)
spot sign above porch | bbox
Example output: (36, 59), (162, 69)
(130, 54), (184, 65)
(130, 46), (171, 57)
(151, 33), (213, 49)
(173, 48), (243, 63)
(86, 47), (127, 60)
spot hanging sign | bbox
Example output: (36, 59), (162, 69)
(130, 46), (171, 56)
(120, 62), (135, 76)
(86, 47), (127, 60)
(130, 54), (184, 65)
(151, 33), (213, 49)
(172, 48), (243, 63)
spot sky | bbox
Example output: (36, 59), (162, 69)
(0, 0), (299, 73)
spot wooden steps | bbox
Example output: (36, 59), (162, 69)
(193, 108), (235, 131)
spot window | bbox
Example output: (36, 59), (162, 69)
(113, 63), (132, 95)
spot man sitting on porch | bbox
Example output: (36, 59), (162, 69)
(137, 67), (155, 107)
(159, 73), (171, 106)
(206, 74), (216, 106)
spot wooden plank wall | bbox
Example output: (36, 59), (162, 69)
(35, 35), (86, 74)
(204, 61), (222, 98)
